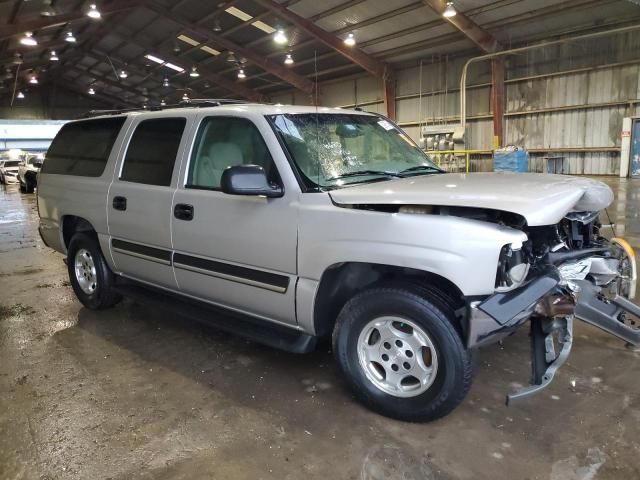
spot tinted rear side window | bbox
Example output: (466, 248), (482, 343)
(42, 117), (126, 177)
(120, 118), (186, 186)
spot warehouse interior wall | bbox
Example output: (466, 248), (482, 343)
(273, 30), (640, 175)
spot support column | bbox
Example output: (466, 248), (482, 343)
(383, 68), (396, 120)
(491, 58), (505, 149)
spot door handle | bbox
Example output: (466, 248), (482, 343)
(174, 203), (194, 221)
(112, 196), (127, 211)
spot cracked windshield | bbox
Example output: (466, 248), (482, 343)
(269, 113), (441, 188)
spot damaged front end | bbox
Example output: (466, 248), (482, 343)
(467, 212), (639, 403)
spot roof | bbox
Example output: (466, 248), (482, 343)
(1, 0), (639, 107)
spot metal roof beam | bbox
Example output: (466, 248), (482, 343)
(64, 65), (149, 102)
(144, 0), (315, 95)
(421, 0), (502, 53)
(0, 0), (140, 41)
(53, 78), (136, 108)
(251, 0), (388, 78)
(107, 30), (269, 103)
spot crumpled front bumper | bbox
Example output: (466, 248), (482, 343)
(467, 267), (561, 349)
(466, 238), (639, 402)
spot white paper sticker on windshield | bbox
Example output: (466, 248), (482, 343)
(377, 120), (395, 131)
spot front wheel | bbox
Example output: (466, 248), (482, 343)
(67, 232), (122, 310)
(332, 285), (473, 422)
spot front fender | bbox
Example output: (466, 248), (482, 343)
(298, 197), (527, 296)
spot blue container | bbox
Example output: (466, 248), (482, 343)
(493, 148), (529, 172)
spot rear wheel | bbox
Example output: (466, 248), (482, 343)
(332, 285), (473, 422)
(67, 232), (121, 310)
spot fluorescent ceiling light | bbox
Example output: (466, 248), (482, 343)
(225, 6), (252, 21)
(284, 54), (293, 65)
(29, 75), (38, 85)
(88, 87), (96, 95)
(16, 91), (25, 99)
(49, 50), (59, 61)
(200, 46), (220, 56)
(65, 31), (76, 43)
(443, 2), (457, 17)
(190, 66), (200, 78)
(162, 76), (169, 87)
(164, 63), (184, 72)
(119, 69), (128, 79)
(160, 99), (166, 106)
(145, 53), (184, 72)
(224, 7), (275, 34)
(177, 34), (200, 46)
(145, 54), (165, 64)
(252, 21), (275, 34)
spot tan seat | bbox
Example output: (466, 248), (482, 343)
(195, 142), (244, 188)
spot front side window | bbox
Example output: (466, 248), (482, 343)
(120, 117), (186, 186)
(268, 113), (441, 189)
(42, 117), (126, 177)
(187, 116), (278, 190)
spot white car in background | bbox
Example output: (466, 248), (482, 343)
(17, 154), (44, 193)
(0, 159), (21, 184)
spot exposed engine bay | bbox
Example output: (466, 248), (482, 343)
(468, 210), (639, 402)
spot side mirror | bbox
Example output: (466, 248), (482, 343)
(220, 165), (284, 198)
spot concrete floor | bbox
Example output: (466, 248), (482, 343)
(1, 177), (639, 480)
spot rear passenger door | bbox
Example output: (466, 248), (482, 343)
(107, 116), (189, 289)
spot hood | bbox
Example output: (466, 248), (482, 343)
(328, 172), (614, 226)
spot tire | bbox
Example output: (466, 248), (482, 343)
(19, 181), (26, 193)
(67, 232), (122, 310)
(332, 284), (473, 422)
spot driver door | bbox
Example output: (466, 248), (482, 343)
(171, 114), (298, 325)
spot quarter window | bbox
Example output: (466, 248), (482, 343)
(120, 118), (186, 186)
(187, 116), (278, 190)
(42, 117), (126, 177)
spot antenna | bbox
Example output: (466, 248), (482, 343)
(10, 63), (20, 107)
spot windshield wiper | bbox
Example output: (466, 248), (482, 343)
(399, 165), (444, 175)
(326, 170), (403, 181)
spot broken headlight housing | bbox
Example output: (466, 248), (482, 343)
(495, 243), (530, 292)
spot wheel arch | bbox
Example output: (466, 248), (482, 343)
(312, 262), (466, 339)
(62, 215), (97, 250)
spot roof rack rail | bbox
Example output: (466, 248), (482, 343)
(80, 99), (253, 118)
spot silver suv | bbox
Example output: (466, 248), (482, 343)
(38, 101), (639, 421)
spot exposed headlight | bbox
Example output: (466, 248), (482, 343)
(495, 243), (530, 292)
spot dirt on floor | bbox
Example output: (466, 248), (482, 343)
(1, 178), (639, 480)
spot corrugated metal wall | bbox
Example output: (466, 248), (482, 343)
(271, 31), (640, 175)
